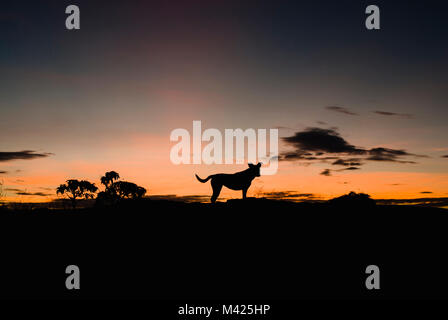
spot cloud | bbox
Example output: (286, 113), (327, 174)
(326, 106), (358, 116)
(4, 188), (52, 197)
(332, 158), (363, 166)
(343, 167), (360, 171)
(366, 148), (418, 163)
(282, 128), (365, 155)
(262, 191), (316, 200)
(281, 127), (426, 175)
(282, 128), (423, 162)
(420, 191), (433, 194)
(442, 155), (448, 158)
(0, 170), (7, 174)
(16, 191), (52, 197)
(39, 187), (54, 191)
(320, 167), (359, 177)
(274, 126), (293, 130)
(0, 150), (53, 162)
(373, 111), (413, 118)
(376, 197), (448, 208)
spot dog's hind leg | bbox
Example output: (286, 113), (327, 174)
(242, 188), (247, 199)
(211, 182), (222, 203)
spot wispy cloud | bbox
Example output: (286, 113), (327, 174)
(373, 111), (413, 118)
(343, 167), (360, 171)
(262, 191), (317, 201)
(16, 191), (52, 197)
(0, 150), (53, 162)
(332, 158), (363, 167)
(376, 197), (448, 208)
(4, 188), (52, 197)
(325, 106), (358, 116)
(319, 166), (360, 177)
(5, 188), (23, 192)
(366, 147), (419, 163)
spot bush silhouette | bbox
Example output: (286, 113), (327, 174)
(112, 181), (146, 199)
(97, 171), (147, 206)
(328, 191), (376, 208)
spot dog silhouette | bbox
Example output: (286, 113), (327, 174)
(195, 163), (261, 203)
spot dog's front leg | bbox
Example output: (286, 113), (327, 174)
(242, 188), (247, 199)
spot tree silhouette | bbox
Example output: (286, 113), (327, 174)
(56, 179), (98, 209)
(100, 171), (120, 189)
(113, 181), (146, 200)
(97, 171), (147, 206)
(329, 191), (376, 208)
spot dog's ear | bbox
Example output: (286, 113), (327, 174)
(257, 162), (262, 168)
(248, 163), (254, 168)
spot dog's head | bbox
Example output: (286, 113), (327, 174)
(248, 162), (262, 177)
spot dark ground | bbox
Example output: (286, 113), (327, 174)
(0, 198), (447, 300)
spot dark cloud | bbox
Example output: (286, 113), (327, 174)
(262, 191), (316, 200)
(280, 128), (427, 170)
(316, 121), (327, 125)
(322, 167), (360, 176)
(376, 197), (448, 208)
(373, 111), (413, 118)
(281, 127), (426, 175)
(442, 155), (448, 158)
(281, 152), (339, 162)
(0, 150), (53, 162)
(326, 106), (358, 116)
(343, 167), (360, 171)
(5, 188), (52, 196)
(16, 192), (52, 197)
(282, 128), (365, 155)
(0, 171), (7, 174)
(420, 191), (433, 194)
(366, 148), (418, 163)
(332, 158), (363, 166)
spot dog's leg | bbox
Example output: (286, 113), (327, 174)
(211, 181), (222, 203)
(242, 188), (247, 199)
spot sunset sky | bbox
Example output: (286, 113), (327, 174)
(1, 0), (447, 203)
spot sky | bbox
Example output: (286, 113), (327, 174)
(1, 0), (447, 203)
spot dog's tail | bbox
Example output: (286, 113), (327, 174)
(195, 174), (212, 183)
